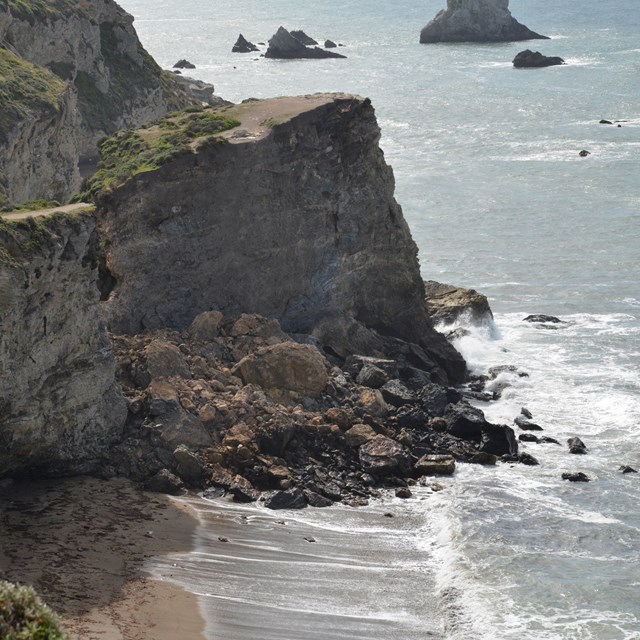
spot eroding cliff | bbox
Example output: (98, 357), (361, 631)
(0, 0), (197, 204)
(420, 0), (548, 43)
(0, 209), (126, 476)
(97, 94), (465, 382)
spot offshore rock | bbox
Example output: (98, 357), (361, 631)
(424, 280), (493, 325)
(513, 50), (565, 68)
(265, 27), (346, 59)
(173, 59), (196, 69)
(290, 30), (318, 46)
(420, 0), (548, 43)
(100, 94), (466, 384)
(232, 34), (260, 53)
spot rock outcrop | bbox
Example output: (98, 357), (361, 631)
(420, 0), (548, 43)
(0, 209), (127, 476)
(424, 280), (493, 325)
(232, 34), (259, 53)
(513, 50), (565, 68)
(0, 0), (197, 204)
(265, 27), (346, 59)
(98, 93), (465, 383)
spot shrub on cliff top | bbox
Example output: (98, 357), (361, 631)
(6, 0), (87, 24)
(81, 109), (240, 200)
(0, 580), (70, 639)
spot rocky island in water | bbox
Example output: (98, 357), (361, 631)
(0, 0), (556, 637)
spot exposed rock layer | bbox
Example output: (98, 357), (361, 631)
(0, 210), (127, 476)
(420, 0), (548, 43)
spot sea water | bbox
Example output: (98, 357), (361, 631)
(118, 0), (640, 637)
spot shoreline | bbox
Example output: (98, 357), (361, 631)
(0, 476), (205, 640)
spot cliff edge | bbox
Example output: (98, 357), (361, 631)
(95, 94), (465, 383)
(420, 0), (548, 43)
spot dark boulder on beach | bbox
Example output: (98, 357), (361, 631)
(567, 437), (588, 454)
(513, 50), (565, 68)
(480, 424), (518, 456)
(265, 488), (308, 509)
(359, 435), (411, 477)
(420, 0), (548, 43)
(232, 34), (260, 53)
(173, 59), (196, 69)
(266, 27), (346, 59)
(444, 402), (488, 440)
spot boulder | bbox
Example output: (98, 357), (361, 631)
(539, 436), (561, 445)
(304, 490), (333, 507)
(357, 364), (389, 389)
(229, 475), (260, 502)
(189, 310), (224, 341)
(148, 380), (180, 416)
(513, 50), (565, 68)
(444, 402), (488, 440)
(420, 0), (548, 43)
(359, 435), (411, 476)
(579, 150), (591, 158)
(173, 445), (205, 480)
(157, 410), (212, 450)
(380, 380), (416, 407)
(265, 27), (347, 59)
(344, 424), (378, 447)
(620, 466), (638, 474)
(519, 433), (539, 443)
(567, 437), (587, 454)
(395, 487), (413, 499)
(145, 339), (191, 379)
(357, 388), (389, 418)
(173, 59), (196, 69)
(414, 454), (456, 476)
(424, 280), (493, 325)
(232, 34), (260, 53)
(514, 416), (544, 431)
(562, 472), (591, 483)
(234, 343), (329, 398)
(265, 488), (307, 510)
(523, 314), (563, 324)
(480, 424), (518, 456)
(324, 40), (337, 48)
(145, 469), (184, 495)
(518, 452), (540, 466)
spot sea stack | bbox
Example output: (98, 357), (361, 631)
(265, 27), (346, 59)
(420, 0), (549, 43)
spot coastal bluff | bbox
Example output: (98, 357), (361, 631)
(0, 0), (197, 206)
(420, 0), (548, 43)
(98, 94), (463, 381)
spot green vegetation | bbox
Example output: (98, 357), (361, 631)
(0, 580), (70, 639)
(0, 48), (65, 143)
(0, 199), (60, 214)
(5, 0), (88, 24)
(81, 109), (240, 199)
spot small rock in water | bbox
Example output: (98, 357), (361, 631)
(518, 433), (539, 443)
(619, 465), (638, 474)
(512, 50), (565, 68)
(384, 512), (395, 518)
(567, 437), (587, 454)
(523, 314), (563, 324)
(304, 536), (316, 543)
(173, 58), (196, 69)
(521, 407), (533, 419)
(562, 472), (591, 482)
(395, 487), (412, 499)
(579, 150), (591, 157)
(514, 416), (544, 431)
(539, 436), (561, 445)
(324, 39), (337, 48)
(599, 119), (613, 125)
(519, 453), (540, 466)
(218, 536), (229, 542)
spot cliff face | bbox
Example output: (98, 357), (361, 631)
(0, 0), (196, 203)
(420, 0), (548, 43)
(0, 48), (80, 205)
(0, 209), (127, 476)
(99, 94), (465, 381)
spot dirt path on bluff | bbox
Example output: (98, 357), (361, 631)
(1, 201), (93, 221)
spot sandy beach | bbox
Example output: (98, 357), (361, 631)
(0, 476), (205, 640)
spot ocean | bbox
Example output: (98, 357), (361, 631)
(116, 0), (640, 637)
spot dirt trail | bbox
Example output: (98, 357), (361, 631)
(1, 201), (93, 221)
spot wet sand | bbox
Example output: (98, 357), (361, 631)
(0, 476), (205, 640)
